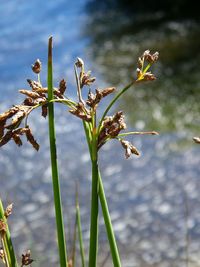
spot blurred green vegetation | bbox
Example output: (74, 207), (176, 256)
(85, 1), (200, 134)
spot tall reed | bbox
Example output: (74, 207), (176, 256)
(0, 39), (159, 267)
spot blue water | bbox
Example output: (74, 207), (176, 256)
(0, 1), (200, 267)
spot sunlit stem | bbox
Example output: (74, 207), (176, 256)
(47, 36), (68, 267)
(75, 184), (86, 267)
(118, 131), (159, 137)
(88, 111), (99, 267)
(83, 121), (121, 267)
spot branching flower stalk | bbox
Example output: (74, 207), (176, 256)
(0, 40), (159, 267)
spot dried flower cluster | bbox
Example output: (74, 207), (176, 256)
(21, 250), (34, 266)
(137, 50), (159, 81)
(0, 60), (66, 150)
(98, 111), (126, 149)
(0, 50), (159, 159)
(86, 87), (115, 110)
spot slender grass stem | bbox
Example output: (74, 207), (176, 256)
(88, 157), (99, 267)
(1, 237), (9, 267)
(71, 214), (77, 267)
(76, 185), (86, 267)
(98, 170), (122, 267)
(117, 131), (159, 137)
(88, 117), (99, 267)
(0, 199), (18, 267)
(82, 121), (121, 267)
(47, 37), (68, 267)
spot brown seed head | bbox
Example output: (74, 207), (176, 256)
(69, 102), (92, 122)
(143, 72), (156, 81)
(19, 90), (41, 99)
(0, 220), (6, 235)
(31, 59), (42, 74)
(25, 127), (40, 151)
(12, 134), (23, 146)
(75, 57), (84, 68)
(143, 50), (159, 63)
(59, 79), (67, 95)
(4, 203), (13, 218)
(27, 79), (42, 91)
(21, 250), (34, 266)
(120, 140), (140, 159)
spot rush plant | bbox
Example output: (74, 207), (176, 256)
(0, 37), (159, 267)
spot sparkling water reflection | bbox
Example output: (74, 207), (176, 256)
(0, 1), (200, 267)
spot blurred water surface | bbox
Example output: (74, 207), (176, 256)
(0, 1), (200, 267)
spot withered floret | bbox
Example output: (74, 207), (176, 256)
(98, 111), (126, 149)
(143, 50), (159, 63)
(80, 71), (96, 88)
(120, 140), (140, 159)
(0, 220), (6, 235)
(27, 79), (42, 91)
(86, 87), (115, 109)
(59, 79), (67, 95)
(136, 50), (159, 81)
(4, 106), (30, 130)
(19, 90), (41, 99)
(143, 72), (156, 81)
(0, 106), (20, 138)
(31, 59), (42, 74)
(0, 127), (39, 151)
(69, 102), (92, 122)
(21, 250), (34, 266)
(4, 203), (13, 218)
(25, 127), (40, 151)
(75, 57), (84, 68)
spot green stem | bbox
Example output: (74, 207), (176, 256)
(117, 131), (159, 137)
(98, 81), (134, 134)
(47, 37), (68, 267)
(98, 171), (122, 267)
(82, 121), (121, 267)
(88, 158), (99, 267)
(88, 127), (99, 267)
(0, 199), (18, 267)
(76, 186), (86, 267)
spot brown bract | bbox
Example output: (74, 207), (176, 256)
(0, 127), (39, 151)
(69, 102), (92, 122)
(120, 140), (140, 159)
(86, 87), (115, 110)
(143, 50), (159, 63)
(98, 111), (126, 149)
(80, 71), (96, 88)
(0, 220), (6, 236)
(31, 59), (42, 74)
(21, 250), (34, 266)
